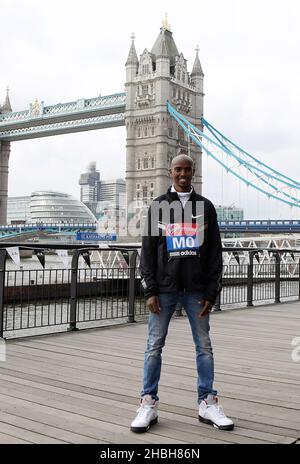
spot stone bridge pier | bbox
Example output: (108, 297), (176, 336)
(0, 89), (12, 225)
(0, 141), (10, 225)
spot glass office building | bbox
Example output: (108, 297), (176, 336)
(7, 191), (96, 224)
(7, 196), (31, 224)
(30, 191), (96, 223)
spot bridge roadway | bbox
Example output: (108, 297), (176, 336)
(0, 93), (126, 141)
(2, 220), (300, 238)
(0, 301), (299, 444)
(219, 220), (300, 233)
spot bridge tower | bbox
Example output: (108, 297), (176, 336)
(0, 88), (12, 225)
(125, 19), (204, 209)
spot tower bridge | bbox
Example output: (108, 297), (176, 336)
(0, 21), (203, 225)
(1, 21), (300, 226)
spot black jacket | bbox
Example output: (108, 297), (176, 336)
(140, 187), (222, 304)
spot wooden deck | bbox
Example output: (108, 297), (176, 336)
(0, 301), (299, 444)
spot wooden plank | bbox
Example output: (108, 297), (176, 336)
(0, 380), (273, 444)
(5, 349), (300, 408)
(0, 410), (108, 444)
(0, 300), (299, 444)
(0, 392), (184, 445)
(0, 431), (31, 444)
(2, 356), (300, 428)
(0, 420), (66, 444)
(0, 370), (295, 441)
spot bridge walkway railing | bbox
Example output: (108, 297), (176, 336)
(0, 244), (299, 339)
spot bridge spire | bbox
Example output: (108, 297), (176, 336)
(1, 87), (12, 113)
(162, 13), (171, 32)
(191, 46), (204, 77)
(125, 33), (138, 66)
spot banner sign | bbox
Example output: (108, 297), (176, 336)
(76, 232), (117, 242)
(6, 246), (21, 267)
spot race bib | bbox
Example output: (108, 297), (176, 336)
(166, 223), (200, 258)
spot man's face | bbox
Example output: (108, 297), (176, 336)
(170, 158), (193, 192)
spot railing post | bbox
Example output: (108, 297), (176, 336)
(275, 252), (281, 304)
(68, 250), (81, 331)
(128, 250), (138, 323)
(214, 292), (221, 311)
(298, 257), (300, 301)
(247, 252), (254, 307)
(0, 249), (7, 338)
(175, 303), (184, 316)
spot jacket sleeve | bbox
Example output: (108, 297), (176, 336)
(203, 201), (223, 304)
(140, 204), (159, 299)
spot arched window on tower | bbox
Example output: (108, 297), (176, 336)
(142, 64), (149, 75)
(143, 158), (149, 169)
(151, 157), (155, 168)
(143, 186), (148, 200)
(152, 127), (155, 136)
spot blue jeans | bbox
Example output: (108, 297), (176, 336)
(141, 292), (217, 403)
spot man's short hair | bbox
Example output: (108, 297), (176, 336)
(170, 153), (194, 169)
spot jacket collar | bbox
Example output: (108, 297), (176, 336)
(166, 185), (198, 202)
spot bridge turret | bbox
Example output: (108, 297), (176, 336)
(1, 87), (12, 113)
(191, 47), (204, 80)
(125, 34), (139, 112)
(125, 20), (204, 213)
(190, 46), (204, 124)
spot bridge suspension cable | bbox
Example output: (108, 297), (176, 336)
(167, 102), (300, 209)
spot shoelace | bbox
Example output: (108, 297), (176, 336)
(136, 404), (155, 416)
(209, 404), (226, 418)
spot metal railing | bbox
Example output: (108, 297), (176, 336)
(0, 244), (299, 339)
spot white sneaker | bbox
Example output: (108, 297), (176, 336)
(198, 395), (234, 431)
(130, 395), (158, 433)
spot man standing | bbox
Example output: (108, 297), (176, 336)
(130, 154), (234, 433)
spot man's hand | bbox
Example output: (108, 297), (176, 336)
(198, 300), (213, 318)
(146, 296), (160, 314)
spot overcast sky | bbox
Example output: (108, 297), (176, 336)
(1, 0), (300, 219)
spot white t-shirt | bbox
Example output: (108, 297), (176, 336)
(171, 185), (193, 208)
